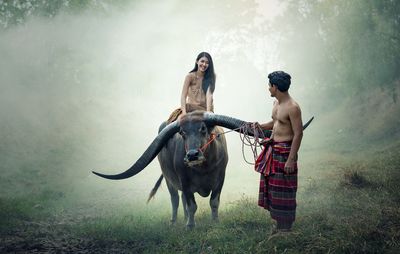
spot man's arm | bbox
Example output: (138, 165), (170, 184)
(260, 121), (274, 130)
(259, 100), (276, 130)
(285, 105), (303, 173)
(253, 100), (276, 130)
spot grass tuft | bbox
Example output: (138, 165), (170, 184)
(343, 170), (370, 188)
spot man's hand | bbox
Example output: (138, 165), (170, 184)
(284, 160), (296, 174)
(250, 122), (261, 129)
(250, 122), (266, 139)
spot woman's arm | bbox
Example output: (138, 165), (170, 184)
(180, 74), (191, 114)
(206, 86), (213, 112)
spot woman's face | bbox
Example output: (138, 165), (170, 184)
(196, 56), (209, 72)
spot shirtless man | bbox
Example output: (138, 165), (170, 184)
(255, 71), (303, 232)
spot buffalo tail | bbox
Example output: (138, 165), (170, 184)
(147, 175), (164, 203)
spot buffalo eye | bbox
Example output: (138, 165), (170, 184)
(199, 125), (207, 134)
(179, 130), (186, 138)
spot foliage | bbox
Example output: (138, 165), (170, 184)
(0, 0), (131, 28)
(274, 0), (400, 104)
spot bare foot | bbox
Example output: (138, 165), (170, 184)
(267, 225), (293, 240)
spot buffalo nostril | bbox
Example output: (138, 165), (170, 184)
(186, 150), (199, 161)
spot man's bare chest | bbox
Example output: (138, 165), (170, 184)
(272, 105), (289, 123)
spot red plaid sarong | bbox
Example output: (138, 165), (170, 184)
(256, 140), (298, 224)
(254, 138), (274, 175)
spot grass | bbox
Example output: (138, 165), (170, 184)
(2, 140), (399, 253)
(1, 98), (400, 253)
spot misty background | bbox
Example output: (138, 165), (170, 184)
(1, 0), (399, 215)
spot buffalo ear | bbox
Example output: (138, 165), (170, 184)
(205, 122), (214, 132)
(208, 126), (220, 137)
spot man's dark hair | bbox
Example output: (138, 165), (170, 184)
(268, 71), (291, 92)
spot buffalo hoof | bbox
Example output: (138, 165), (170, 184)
(186, 223), (195, 230)
(212, 217), (220, 223)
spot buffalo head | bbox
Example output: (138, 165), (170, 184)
(179, 112), (215, 166)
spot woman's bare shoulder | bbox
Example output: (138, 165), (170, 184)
(186, 72), (196, 79)
(182, 72), (193, 84)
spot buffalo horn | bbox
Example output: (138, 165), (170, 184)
(204, 113), (272, 137)
(204, 112), (313, 136)
(92, 121), (180, 180)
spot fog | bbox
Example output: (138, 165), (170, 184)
(0, 0), (345, 211)
(2, 2), (400, 252)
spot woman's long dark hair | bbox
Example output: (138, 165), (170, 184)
(189, 52), (216, 94)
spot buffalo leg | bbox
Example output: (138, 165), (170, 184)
(181, 192), (188, 221)
(183, 191), (197, 229)
(209, 192), (220, 222)
(210, 179), (224, 222)
(166, 180), (179, 224)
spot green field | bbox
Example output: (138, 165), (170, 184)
(1, 110), (399, 253)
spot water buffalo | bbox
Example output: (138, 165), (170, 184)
(92, 111), (313, 228)
(93, 111), (260, 228)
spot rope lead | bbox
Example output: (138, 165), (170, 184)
(219, 123), (266, 165)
